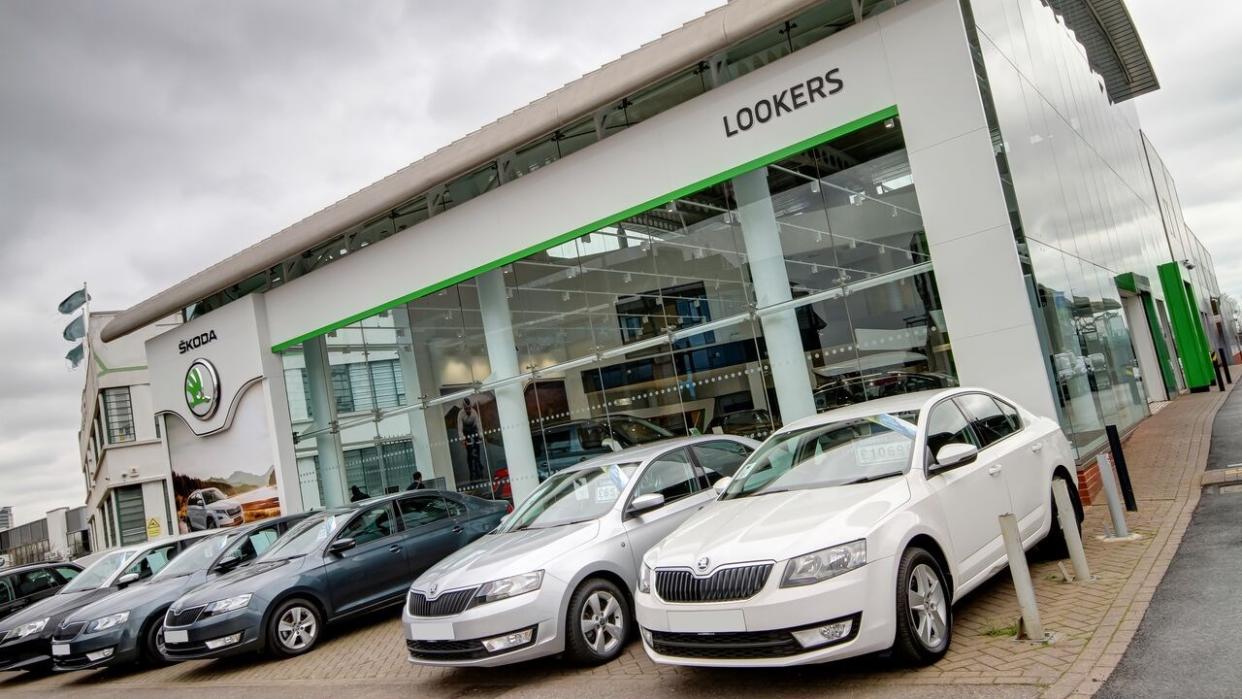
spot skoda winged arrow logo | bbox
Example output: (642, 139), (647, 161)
(429, 583), (438, 597)
(184, 359), (220, 420)
(696, 557), (710, 574)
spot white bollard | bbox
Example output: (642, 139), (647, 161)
(999, 513), (1045, 641)
(1052, 479), (1092, 582)
(1096, 453), (1131, 538)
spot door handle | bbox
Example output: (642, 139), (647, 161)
(451, 525), (464, 534)
(1030, 443), (1043, 452)
(388, 544), (403, 553)
(988, 464), (1003, 477)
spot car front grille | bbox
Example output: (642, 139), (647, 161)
(165, 604), (206, 627)
(407, 588), (477, 617)
(648, 614), (861, 660)
(405, 638), (489, 661)
(655, 563), (773, 603)
(52, 621), (86, 642)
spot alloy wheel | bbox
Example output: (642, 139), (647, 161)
(277, 605), (318, 651)
(907, 562), (948, 651)
(579, 590), (624, 655)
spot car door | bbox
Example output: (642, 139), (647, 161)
(323, 502), (408, 615)
(923, 399), (1009, 587)
(15, 568), (63, 609)
(395, 494), (462, 579)
(958, 393), (1045, 537)
(621, 447), (714, 570)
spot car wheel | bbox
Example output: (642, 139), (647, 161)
(267, 598), (322, 659)
(142, 614), (169, 666)
(1038, 474), (1083, 560)
(564, 578), (628, 665)
(892, 546), (951, 666)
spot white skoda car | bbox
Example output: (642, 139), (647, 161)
(403, 435), (758, 666)
(635, 388), (1080, 667)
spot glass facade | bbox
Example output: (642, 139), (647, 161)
(281, 119), (958, 506)
(964, 0), (1173, 455)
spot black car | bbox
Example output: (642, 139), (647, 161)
(0, 533), (210, 673)
(50, 515), (307, 672)
(162, 490), (507, 661)
(0, 562), (83, 623)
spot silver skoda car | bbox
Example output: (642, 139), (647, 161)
(403, 434), (758, 666)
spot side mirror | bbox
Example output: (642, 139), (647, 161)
(328, 538), (357, 555)
(627, 493), (665, 515)
(933, 443), (979, 471)
(117, 573), (140, 587)
(712, 476), (733, 495)
(214, 552), (243, 573)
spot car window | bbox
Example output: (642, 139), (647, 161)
(16, 569), (61, 596)
(340, 504), (396, 545)
(544, 427), (574, 456)
(397, 496), (452, 529)
(123, 544), (177, 580)
(577, 424), (609, 451)
(441, 496), (466, 518)
(997, 398), (1021, 431)
(633, 448), (699, 504)
(926, 400), (979, 457)
(955, 394), (1016, 448)
(55, 567), (80, 583)
(221, 527), (280, 567)
(62, 550), (131, 592)
(691, 441), (753, 486)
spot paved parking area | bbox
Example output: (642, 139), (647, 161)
(2, 381), (1232, 698)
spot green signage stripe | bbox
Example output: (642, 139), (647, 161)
(270, 105), (901, 353)
(1157, 261), (1213, 389)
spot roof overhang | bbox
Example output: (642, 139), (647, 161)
(1047, 0), (1159, 102)
(100, 0), (825, 343)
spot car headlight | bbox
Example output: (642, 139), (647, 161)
(638, 563), (653, 594)
(85, 612), (130, 633)
(781, 540), (867, 587)
(2, 618), (49, 641)
(474, 571), (543, 604)
(202, 594), (252, 616)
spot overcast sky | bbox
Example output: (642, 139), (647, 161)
(1, 0), (1238, 529)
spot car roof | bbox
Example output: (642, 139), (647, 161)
(0, 560), (77, 575)
(560, 434), (752, 473)
(779, 389), (953, 435)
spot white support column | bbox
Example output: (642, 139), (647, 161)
(392, 305), (456, 491)
(733, 168), (817, 423)
(477, 269), (541, 504)
(303, 335), (346, 508)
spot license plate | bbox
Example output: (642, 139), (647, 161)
(163, 629), (189, 644)
(51, 643), (70, 656)
(667, 609), (746, 633)
(409, 622), (454, 641)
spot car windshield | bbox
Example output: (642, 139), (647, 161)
(259, 513), (344, 559)
(610, 418), (673, 445)
(722, 411), (920, 499)
(60, 550), (133, 592)
(498, 463), (639, 532)
(152, 534), (231, 579)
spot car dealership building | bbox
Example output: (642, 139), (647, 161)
(99, 0), (1233, 520)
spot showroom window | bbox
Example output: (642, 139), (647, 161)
(102, 387), (136, 444)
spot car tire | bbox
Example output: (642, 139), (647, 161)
(266, 598), (322, 659)
(141, 614), (170, 666)
(1038, 474), (1084, 560)
(892, 546), (951, 666)
(564, 578), (629, 666)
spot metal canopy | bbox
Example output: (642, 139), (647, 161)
(1047, 0), (1159, 103)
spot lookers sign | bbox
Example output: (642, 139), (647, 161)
(722, 68), (844, 138)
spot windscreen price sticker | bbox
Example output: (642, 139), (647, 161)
(856, 441), (910, 466)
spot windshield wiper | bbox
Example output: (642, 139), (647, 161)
(839, 472), (903, 485)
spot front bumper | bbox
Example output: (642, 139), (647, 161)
(50, 627), (138, 672)
(402, 580), (566, 667)
(162, 608), (263, 661)
(214, 512), (244, 527)
(0, 636), (51, 672)
(635, 556), (896, 667)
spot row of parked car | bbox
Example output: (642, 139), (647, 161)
(0, 386), (1083, 675)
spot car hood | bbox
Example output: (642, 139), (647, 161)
(173, 557), (298, 608)
(415, 520), (599, 591)
(0, 588), (114, 637)
(66, 576), (194, 625)
(647, 478), (911, 569)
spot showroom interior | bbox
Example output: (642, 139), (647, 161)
(102, 0), (1233, 517)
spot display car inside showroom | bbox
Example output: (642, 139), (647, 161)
(94, 0), (1230, 646)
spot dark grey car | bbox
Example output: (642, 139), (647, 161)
(162, 490), (506, 661)
(49, 515), (307, 672)
(0, 563), (83, 623)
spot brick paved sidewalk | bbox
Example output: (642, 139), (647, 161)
(3, 379), (1233, 698)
